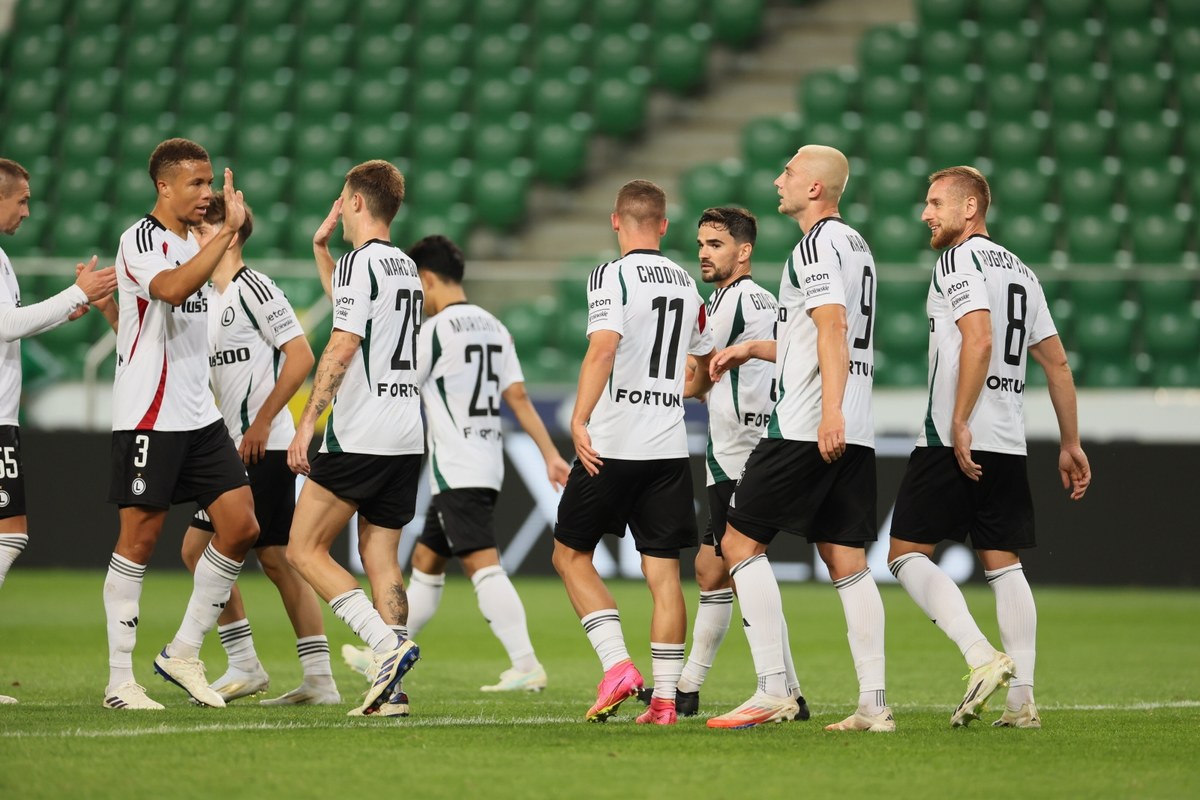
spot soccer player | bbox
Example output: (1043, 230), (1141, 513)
(103, 139), (260, 710)
(343, 235), (570, 692)
(706, 145), (891, 731)
(285, 160), (422, 718)
(0, 158), (117, 704)
(552, 180), (714, 725)
(886, 166), (1091, 729)
(176, 194), (340, 705)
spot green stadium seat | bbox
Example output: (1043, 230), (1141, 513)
(1108, 26), (1163, 74)
(592, 73), (649, 136)
(993, 167), (1051, 209)
(996, 215), (1055, 264)
(1147, 353), (1200, 387)
(411, 117), (470, 163)
(1052, 120), (1110, 168)
(1045, 28), (1098, 75)
(1116, 120), (1174, 169)
(925, 121), (981, 166)
(412, 71), (470, 121)
(1131, 215), (1189, 264)
(989, 121), (1047, 169)
(982, 29), (1034, 73)
(123, 28), (178, 72)
(917, 0), (972, 31)
(865, 123), (919, 169)
(408, 167), (469, 215)
(925, 74), (976, 123)
(681, 163), (741, 220)
(1073, 310), (1134, 357)
(474, 164), (532, 229)
(291, 168), (347, 217)
(352, 71), (411, 123)
(653, 0), (703, 31)
(876, 273), (929, 315)
(920, 29), (973, 76)
(1049, 74), (1104, 122)
(1170, 26), (1200, 71)
(416, 0), (470, 30)
(592, 28), (649, 80)
(741, 166), (784, 217)
(712, 0), (765, 48)
(244, 0), (292, 27)
(536, 30), (591, 73)
(799, 69), (857, 120)
(742, 117), (799, 171)
(1180, 72), (1200, 118)
(532, 73), (589, 125)
(755, 215), (800, 264)
(1064, 214), (1122, 263)
(185, 0), (237, 27)
(874, 352), (928, 388)
(1112, 73), (1168, 124)
(15, 0), (67, 31)
(474, 71), (532, 122)
(119, 72), (175, 125)
(354, 29), (411, 72)
(46, 209), (111, 257)
(272, 277), (324, 310)
(1123, 167), (1182, 211)
(591, 0), (641, 33)
(404, 204), (473, 245)
(355, 0), (410, 27)
(472, 117), (530, 168)
(1059, 166), (1117, 216)
(296, 28), (353, 75)
(237, 119), (293, 163)
(474, 30), (526, 74)
(859, 25), (914, 77)
(239, 30), (294, 75)
(3, 115), (57, 165)
(536, 0), (586, 31)
(1103, 0), (1155, 25)
(300, 0), (347, 30)
(985, 72), (1040, 123)
(53, 160), (114, 215)
(74, 0), (126, 29)
(237, 164), (289, 210)
(653, 31), (709, 94)
(4, 72), (62, 118)
(295, 120), (350, 164)
(1136, 277), (1196, 314)
(58, 116), (117, 169)
(501, 302), (553, 354)
(181, 26), (239, 74)
(349, 115), (411, 163)
(115, 166), (154, 220)
(1, 214), (46, 257)
(65, 26), (120, 76)
(236, 74), (293, 123)
(1080, 354), (1142, 387)
(126, 0), (181, 32)
(860, 75), (913, 122)
(868, 214), (929, 264)
(866, 167), (923, 217)
(176, 74), (233, 125)
(979, 0), (1031, 29)
(1042, 0), (1096, 31)
(476, 0), (526, 28)
(4, 28), (63, 72)
(875, 307), (928, 357)
(1143, 311), (1200, 361)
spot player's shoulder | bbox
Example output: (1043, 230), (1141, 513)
(232, 266), (280, 305)
(119, 214), (166, 253)
(814, 216), (871, 256)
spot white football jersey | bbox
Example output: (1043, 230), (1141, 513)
(704, 276), (777, 486)
(322, 239), (424, 456)
(415, 303), (523, 493)
(769, 217), (876, 448)
(0, 248), (21, 426)
(207, 267), (304, 449)
(583, 249), (714, 460)
(917, 234), (1057, 455)
(113, 216), (222, 431)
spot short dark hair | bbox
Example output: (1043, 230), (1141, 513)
(929, 166), (991, 217)
(409, 235), (465, 284)
(0, 158), (30, 197)
(614, 179), (666, 227)
(698, 207), (757, 245)
(345, 160), (405, 223)
(148, 138), (210, 183)
(202, 193), (254, 246)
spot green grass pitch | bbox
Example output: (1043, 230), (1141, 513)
(1, 570), (1198, 799)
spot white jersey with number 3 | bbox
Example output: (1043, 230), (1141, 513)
(768, 217), (876, 447)
(584, 249), (714, 460)
(415, 303), (523, 493)
(323, 239), (424, 456)
(917, 234), (1056, 455)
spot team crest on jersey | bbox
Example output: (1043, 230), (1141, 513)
(131, 477), (146, 496)
(221, 307), (235, 326)
(0, 490), (9, 507)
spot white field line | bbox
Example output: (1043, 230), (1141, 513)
(2, 701), (1198, 739)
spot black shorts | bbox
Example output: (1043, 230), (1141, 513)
(419, 488), (499, 558)
(307, 452), (421, 530)
(192, 451), (295, 548)
(702, 480), (737, 554)
(0, 425), (27, 519)
(555, 457), (698, 559)
(726, 438), (878, 547)
(109, 420), (249, 510)
(891, 447), (1035, 551)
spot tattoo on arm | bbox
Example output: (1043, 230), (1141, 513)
(303, 354), (351, 419)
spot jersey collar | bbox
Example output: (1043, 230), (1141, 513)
(623, 248), (662, 256)
(363, 238), (392, 247)
(144, 214), (167, 230)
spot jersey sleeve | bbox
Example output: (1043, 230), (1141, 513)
(585, 262), (622, 338)
(414, 316), (437, 386)
(1025, 280), (1058, 346)
(498, 325), (525, 390)
(120, 228), (174, 291)
(331, 252), (372, 337)
(936, 246), (989, 321)
(799, 233), (847, 312)
(687, 291), (714, 356)
(238, 270), (303, 348)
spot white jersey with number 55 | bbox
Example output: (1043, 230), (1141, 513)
(323, 239), (424, 456)
(584, 249), (713, 460)
(918, 234), (1056, 455)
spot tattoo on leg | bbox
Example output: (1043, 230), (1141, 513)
(386, 583), (408, 625)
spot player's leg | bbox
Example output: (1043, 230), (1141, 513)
(981, 548), (1040, 728)
(358, 519), (408, 639)
(0, 426), (29, 591)
(677, 543), (732, 703)
(462, 547), (545, 691)
(408, 512), (452, 637)
(638, 553), (685, 724)
(103, 505), (167, 709)
(0, 515), (28, 591)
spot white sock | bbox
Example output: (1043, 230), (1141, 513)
(678, 588), (733, 693)
(330, 588), (398, 653)
(472, 565), (539, 673)
(890, 552), (995, 669)
(296, 635), (333, 679)
(406, 568), (445, 637)
(835, 567), (887, 713)
(730, 555), (787, 697)
(104, 553), (146, 690)
(167, 543), (243, 659)
(581, 609), (630, 671)
(390, 625), (409, 641)
(781, 617), (804, 697)
(217, 619), (259, 671)
(650, 642), (685, 701)
(0, 532), (28, 589)
(987, 563), (1037, 709)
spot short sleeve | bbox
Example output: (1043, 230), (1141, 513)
(1026, 280), (1058, 347)
(687, 291), (714, 356)
(937, 247), (989, 321)
(331, 252), (371, 337)
(585, 262), (622, 338)
(799, 233), (847, 312)
(121, 230), (174, 292)
(239, 271), (303, 348)
(498, 328), (525, 390)
(413, 316), (436, 386)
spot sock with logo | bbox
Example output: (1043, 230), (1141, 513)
(406, 568), (445, 637)
(104, 553), (146, 690)
(167, 543), (243, 660)
(473, 565), (539, 673)
(0, 532), (28, 589)
(678, 588), (733, 693)
(890, 552), (994, 669)
(730, 555), (787, 698)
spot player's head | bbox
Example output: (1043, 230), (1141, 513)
(697, 207), (756, 285)
(409, 234), (465, 286)
(0, 158), (31, 236)
(148, 138), (214, 227)
(193, 193), (254, 250)
(923, 166), (991, 250)
(612, 179), (668, 236)
(774, 145), (849, 219)
(341, 160), (405, 241)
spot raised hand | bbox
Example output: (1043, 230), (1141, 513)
(221, 167), (246, 231)
(73, 256), (118, 302)
(313, 197), (343, 249)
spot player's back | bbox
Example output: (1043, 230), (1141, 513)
(584, 250), (711, 460)
(324, 240), (423, 456)
(0, 248), (22, 425)
(419, 303), (522, 492)
(921, 234), (1056, 455)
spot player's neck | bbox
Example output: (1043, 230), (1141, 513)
(350, 220), (392, 249)
(714, 264), (752, 289)
(150, 202), (190, 238)
(794, 204), (839, 235)
(425, 285), (467, 316)
(948, 221), (989, 246)
(617, 233), (662, 255)
(211, 252), (243, 290)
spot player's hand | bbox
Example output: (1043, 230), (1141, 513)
(239, 419), (271, 465)
(313, 197), (343, 249)
(953, 421), (982, 481)
(546, 454), (571, 491)
(221, 168), (247, 231)
(817, 410), (846, 463)
(1059, 444), (1091, 500)
(67, 304), (89, 321)
(287, 422), (314, 475)
(73, 256), (118, 303)
(571, 420), (602, 477)
(710, 344), (751, 381)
